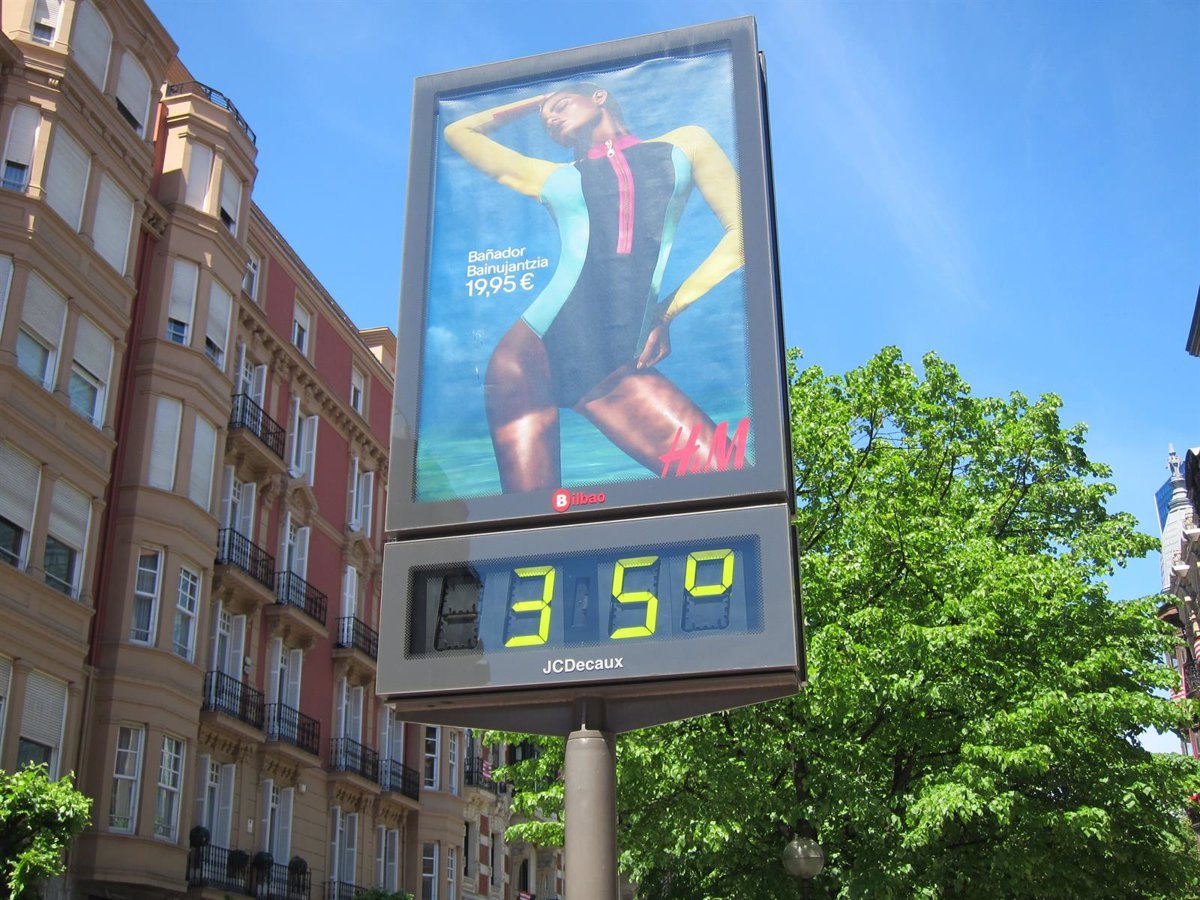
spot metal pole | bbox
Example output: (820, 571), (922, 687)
(564, 725), (618, 900)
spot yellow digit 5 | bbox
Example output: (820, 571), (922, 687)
(504, 566), (555, 647)
(685, 549), (734, 596)
(610, 556), (659, 640)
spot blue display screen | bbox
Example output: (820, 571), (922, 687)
(406, 534), (762, 657)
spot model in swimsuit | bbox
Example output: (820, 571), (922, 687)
(444, 83), (745, 494)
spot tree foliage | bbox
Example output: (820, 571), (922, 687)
(494, 348), (1200, 898)
(0, 764), (91, 899)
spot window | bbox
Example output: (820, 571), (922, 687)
(45, 126), (90, 229)
(339, 566), (359, 645)
(114, 52), (151, 136)
(0, 657), (10, 754)
(0, 443), (41, 569)
(71, 0), (112, 89)
(31, 0), (64, 44)
(242, 251), (261, 300)
(205, 280), (232, 369)
(266, 637), (303, 717)
(424, 726), (441, 790)
(375, 825), (400, 890)
(0, 255), (12, 329)
(19, 670), (66, 778)
(449, 731), (460, 796)
(195, 756), (235, 848)
(278, 514), (310, 607)
(188, 414), (217, 511)
(184, 142), (212, 211)
(94, 173), (134, 274)
(172, 566), (199, 660)
(3, 105), (39, 192)
(208, 601), (246, 685)
(130, 549), (161, 644)
(154, 736), (185, 841)
(381, 706), (405, 766)
(422, 842), (439, 900)
(17, 273), (66, 389)
(490, 832), (499, 886)
(148, 397), (181, 490)
(220, 468), (256, 540)
(336, 678), (363, 745)
(347, 458), (374, 536)
(287, 399), (318, 484)
(167, 259), (198, 346)
(260, 779), (294, 859)
(218, 165), (241, 234)
(292, 304), (310, 355)
(350, 368), (364, 414)
(44, 478), (90, 597)
(447, 846), (458, 900)
(70, 316), (113, 425)
(108, 725), (143, 832)
(463, 823), (473, 878)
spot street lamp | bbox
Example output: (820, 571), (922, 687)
(782, 835), (824, 897)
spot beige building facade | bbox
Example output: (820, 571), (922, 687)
(0, 1), (556, 898)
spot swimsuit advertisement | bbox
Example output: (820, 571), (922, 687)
(391, 20), (790, 534)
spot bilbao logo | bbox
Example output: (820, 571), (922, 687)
(551, 488), (606, 512)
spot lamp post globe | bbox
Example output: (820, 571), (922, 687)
(782, 835), (825, 880)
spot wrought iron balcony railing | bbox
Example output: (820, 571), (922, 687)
(335, 616), (378, 660)
(379, 758), (420, 801)
(166, 81), (257, 145)
(1185, 661), (1200, 698)
(187, 844), (310, 899)
(266, 703), (320, 756)
(465, 756), (500, 794)
(203, 670), (265, 730)
(229, 392), (286, 460)
(276, 571), (327, 625)
(216, 528), (276, 592)
(330, 737), (379, 782)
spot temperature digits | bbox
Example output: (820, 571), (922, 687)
(500, 549), (736, 647)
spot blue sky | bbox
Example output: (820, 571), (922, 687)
(150, 0), (1198, 736)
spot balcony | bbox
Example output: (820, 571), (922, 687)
(217, 528), (277, 594)
(379, 758), (420, 802)
(329, 737), (379, 782)
(187, 844), (310, 899)
(325, 882), (370, 900)
(229, 393), (286, 460)
(1185, 661), (1200, 699)
(203, 671), (265, 730)
(266, 703), (320, 756)
(465, 756), (500, 795)
(166, 81), (257, 145)
(276, 571), (327, 625)
(333, 619), (378, 681)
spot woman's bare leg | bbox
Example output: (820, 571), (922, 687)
(575, 367), (719, 474)
(485, 320), (560, 492)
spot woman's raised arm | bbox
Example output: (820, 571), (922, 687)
(443, 96), (559, 199)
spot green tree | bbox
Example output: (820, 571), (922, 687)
(0, 764), (91, 899)
(495, 348), (1200, 898)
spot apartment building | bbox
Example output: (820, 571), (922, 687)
(0, 1), (542, 898)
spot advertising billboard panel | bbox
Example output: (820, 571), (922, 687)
(388, 17), (789, 536)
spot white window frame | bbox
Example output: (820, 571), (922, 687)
(3, 105), (40, 193)
(130, 548), (162, 644)
(292, 304), (310, 356)
(447, 846), (458, 900)
(350, 367), (364, 415)
(0, 442), (42, 570)
(18, 273), (67, 390)
(44, 477), (90, 598)
(172, 564), (200, 660)
(422, 842), (440, 900)
(148, 396), (182, 491)
(154, 734), (185, 841)
(449, 730), (460, 797)
(424, 726), (441, 791)
(204, 279), (232, 370)
(188, 413), (218, 511)
(31, 0), (64, 45)
(242, 250), (261, 301)
(167, 258), (198, 346)
(108, 724), (143, 833)
(69, 316), (113, 426)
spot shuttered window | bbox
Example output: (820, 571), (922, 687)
(204, 280), (232, 369)
(18, 273), (66, 388)
(70, 316), (113, 425)
(0, 442), (41, 569)
(218, 165), (241, 234)
(184, 142), (212, 211)
(167, 258), (198, 345)
(114, 52), (151, 136)
(71, 0), (111, 90)
(45, 126), (89, 229)
(31, 0), (64, 44)
(3, 105), (40, 192)
(148, 397), (181, 490)
(188, 414), (217, 510)
(45, 478), (90, 596)
(20, 670), (67, 777)
(93, 173), (134, 274)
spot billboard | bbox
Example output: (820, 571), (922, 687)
(388, 17), (790, 536)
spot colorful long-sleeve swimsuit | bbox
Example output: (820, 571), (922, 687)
(520, 135), (693, 407)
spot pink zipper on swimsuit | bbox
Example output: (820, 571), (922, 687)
(589, 136), (640, 255)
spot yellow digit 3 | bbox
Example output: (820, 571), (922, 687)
(504, 566), (555, 647)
